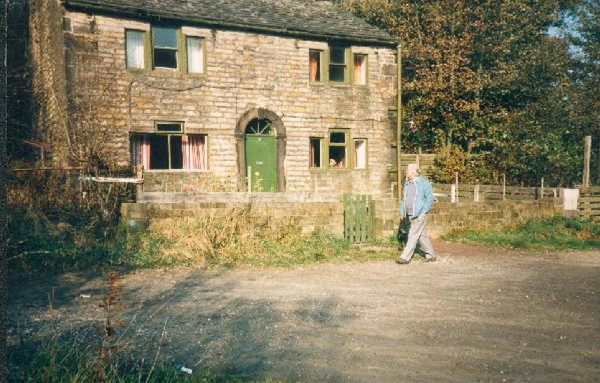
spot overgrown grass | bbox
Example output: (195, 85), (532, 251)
(8, 206), (397, 276)
(443, 216), (600, 251)
(9, 337), (285, 382)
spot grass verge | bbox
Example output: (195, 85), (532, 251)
(443, 216), (600, 251)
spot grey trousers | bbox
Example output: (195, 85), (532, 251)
(399, 214), (436, 261)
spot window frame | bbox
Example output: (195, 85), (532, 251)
(309, 137), (324, 168)
(328, 45), (350, 85)
(309, 49), (324, 83)
(184, 35), (206, 75)
(352, 53), (368, 86)
(125, 29), (148, 70)
(353, 138), (368, 170)
(327, 129), (351, 169)
(151, 26), (182, 70)
(129, 122), (208, 171)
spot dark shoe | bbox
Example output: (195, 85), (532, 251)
(423, 257), (437, 263)
(396, 258), (410, 265)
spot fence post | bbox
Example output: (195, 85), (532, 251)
(540, 177), (544, 200)
(451, 184), (456, 203)
(454, 172), (459, 203)
(502, 173), (506, 201)
(583, 135), (591, 187)
(474, 184), (480, 203)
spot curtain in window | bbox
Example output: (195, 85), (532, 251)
(132, 135), (150, 170)
(187, 37), (204, 73)
(354, 140), (366, 169)
(354, 55), (366, 85)
(182, 135), (206, 170)
(309, 53), (319, 81)
(126, 31), (145, 69)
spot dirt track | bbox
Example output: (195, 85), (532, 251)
(8, 242), (600, 382)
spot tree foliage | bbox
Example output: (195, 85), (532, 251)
(342, 0), (595, 186)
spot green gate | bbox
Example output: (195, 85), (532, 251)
(343, 194), (374, 243)
(245, 135), (277, 192)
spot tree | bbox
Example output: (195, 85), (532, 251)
(341, 0), (585, 185)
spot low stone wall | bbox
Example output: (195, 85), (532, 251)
(375, 198), (563, 239)
(122, 192), (343, 234)
(123, 192), (563, 239)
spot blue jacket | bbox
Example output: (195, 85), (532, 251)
(399, 176), (434, 218)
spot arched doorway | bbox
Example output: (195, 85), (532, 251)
(235, 108), (286, 192)
(245, 118), (277, 191)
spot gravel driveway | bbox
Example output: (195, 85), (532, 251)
(8, 242), (600, 382)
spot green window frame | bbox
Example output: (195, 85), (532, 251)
(328, 46), (350, 84)
(309, 49), (323, 83)
(125, 29), (147, 70)
(151, 27), (183, 70)
(328, 129), (350, 168)
(353, 53), (368, 86)
(184, 36), (206, 74)
(152, 121), (184, 169)
(309, 137), (323, 168)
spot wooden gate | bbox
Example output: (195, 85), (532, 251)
(343, 194), (374, 243)
(579, 187), (600, 222)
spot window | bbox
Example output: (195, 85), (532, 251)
(131, 122), (207, 170)
(329, 46), (348, 83)
(353, 54), (367, 86)
(126, 30), (145, 69)
(328, 130), (348, 168)
(153, 27), (178, 69)
(354, 139), (367, 169)
(310, 137), (322, 168)
(309, 49), (322, 82)
(186, 36), (205, 74)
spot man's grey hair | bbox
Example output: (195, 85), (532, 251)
(406, 163), (421, 175)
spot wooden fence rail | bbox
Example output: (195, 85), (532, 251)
(432, 183), (559, 202)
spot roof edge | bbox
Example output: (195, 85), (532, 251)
(62, 0), (400, 48)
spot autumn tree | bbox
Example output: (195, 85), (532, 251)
(341, 0), (585, 185)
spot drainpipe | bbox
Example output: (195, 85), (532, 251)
(396, 44), (402, 200)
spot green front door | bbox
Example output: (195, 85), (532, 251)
(245, 135), (277, 192)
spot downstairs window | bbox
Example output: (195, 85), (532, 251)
(131, 127), (207, 170)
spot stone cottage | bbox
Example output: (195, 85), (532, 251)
(30, 0), (399, 196)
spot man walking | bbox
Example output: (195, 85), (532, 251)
(397, 163), (436, 264)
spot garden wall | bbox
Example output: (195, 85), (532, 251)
(123, 192), (563, 240)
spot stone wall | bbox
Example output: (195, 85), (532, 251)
(122, 193), (344, 234)
(29, 0), (69, 163)
(57, 9), (398, 196)
(375, 198), (563, 239)
(124, 193), (563, 239)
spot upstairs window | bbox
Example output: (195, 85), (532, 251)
(329, 47), (348, 83)
(309, 49), (322, 82)
(126, 30), (145, 69)
(186, 36), (205, 74)
(153, 27), (178, 69)
(353, 54), (367, 85)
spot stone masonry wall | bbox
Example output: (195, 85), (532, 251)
(375, 198), (563, 239)
(124, 194), (563, 239)
(29, 0), (69, 163)
(60, 10), (398, 195)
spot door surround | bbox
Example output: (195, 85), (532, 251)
(235, 108), (286, 192)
